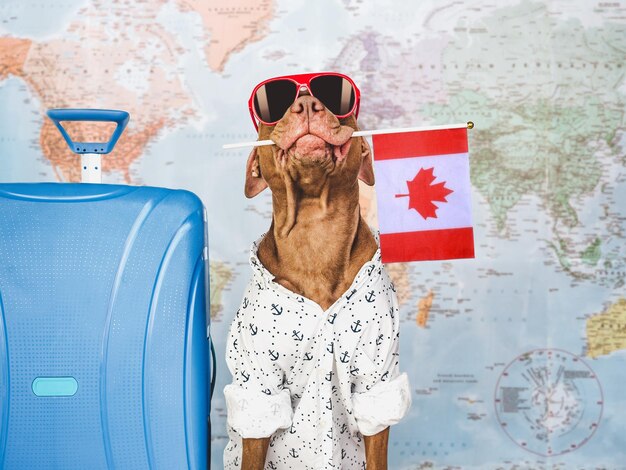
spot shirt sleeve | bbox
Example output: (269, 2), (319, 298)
(350, 301), (411, 436)
(223, 293), (293, 439)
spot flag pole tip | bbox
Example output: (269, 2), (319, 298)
(467, 121), (474, 129)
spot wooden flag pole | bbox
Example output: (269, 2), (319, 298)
(222, 122), (474, 150)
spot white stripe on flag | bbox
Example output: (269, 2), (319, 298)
(374, 152), (473, 234)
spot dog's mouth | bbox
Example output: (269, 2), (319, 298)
(286, 134), (352, 164)
(269, 119), (354, 167)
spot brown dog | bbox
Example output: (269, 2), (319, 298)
(247, 95), (377, 312)
(224, 90), (410, 470)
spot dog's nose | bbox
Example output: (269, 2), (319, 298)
(290, 94), (325, 116)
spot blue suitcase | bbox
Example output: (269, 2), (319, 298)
(0, 110), (211, 469)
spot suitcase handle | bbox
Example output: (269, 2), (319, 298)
(46, 108), (130, 154)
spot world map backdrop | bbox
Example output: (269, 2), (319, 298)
(1, 0), (625, 468)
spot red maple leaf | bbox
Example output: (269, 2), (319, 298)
(395, 167), (453, 219)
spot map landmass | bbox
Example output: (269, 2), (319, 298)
(210, 261), (234, 319)
(336, 2), (625, 283)
(0, 0), (275, 181)
(417, 290), (434, 328)
(176, 0), (275, 73)
(586, 298), (626, 359)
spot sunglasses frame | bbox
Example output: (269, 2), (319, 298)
(248, 72), (361, 131)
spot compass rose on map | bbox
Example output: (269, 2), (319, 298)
(494, 349), (603, 457)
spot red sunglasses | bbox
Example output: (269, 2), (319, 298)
(248, 72), (361, 130)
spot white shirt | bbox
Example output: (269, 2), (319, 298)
(223, 234), (411, 469)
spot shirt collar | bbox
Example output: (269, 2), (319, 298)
(248, 234), (273, 283)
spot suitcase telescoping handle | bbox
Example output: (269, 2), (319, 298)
(46, 109), (130, 184)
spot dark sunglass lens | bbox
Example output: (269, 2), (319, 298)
(309, 75), (355, 116)
(253, 80), (298, 123)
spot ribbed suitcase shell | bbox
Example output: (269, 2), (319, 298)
(0, 183), (209, 469)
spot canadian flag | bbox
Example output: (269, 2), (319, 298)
(372, 126), (475, 263)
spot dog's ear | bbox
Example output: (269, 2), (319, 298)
(244, 148), (268, 198)
(358, 137), (375, 186)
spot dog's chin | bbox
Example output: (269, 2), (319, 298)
(288, 134), (352, 165)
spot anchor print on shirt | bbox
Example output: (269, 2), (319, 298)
(365, 290), (376, 303)
(268, 349), (280, 361)
(224, 237), (406, 469)
(270, 402), (281, 416)
(339, 350), (350, 363)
